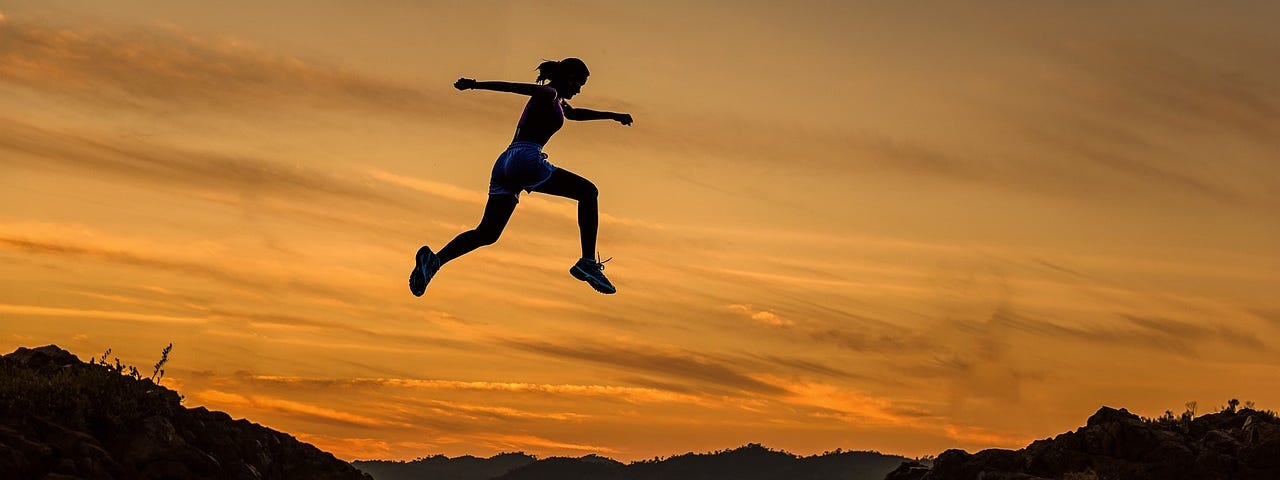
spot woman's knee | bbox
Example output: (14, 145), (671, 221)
(475, 227), (503, 246)
(579, 179), (599, 200)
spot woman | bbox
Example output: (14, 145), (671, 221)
(410, 57), (633, 297)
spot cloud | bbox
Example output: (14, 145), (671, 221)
(0, 119), (404, 208)
(0, 233), (369, 305)
(0, 303), (207, 325)
(942, 423), (1027, 449)
(245, 374), (711, 405)
(0, 16), (486, 119)
(1010, 33), (1280, 207)
(748, 354), (867, 381)
(192, 389), (402, 429)
(396, 398), (589, 423)
(726, 304), (793, 327)
(501, 338), (788, 396)
(990, 309), (1270, 359)
(472, 433), (618, 455)
(293, 432), (398, 461)
(767, 376), (935, 427)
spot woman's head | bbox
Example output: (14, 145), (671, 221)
(536, 58), (589, 99)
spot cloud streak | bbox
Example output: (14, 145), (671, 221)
(0, 233), (369, 306)
(0, 16), (481, 118)
(501, 338), (788, 396)
(0, 119), (404, 208)
(245, 374), (712, 405)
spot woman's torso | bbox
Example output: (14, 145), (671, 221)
(512, 94), (564, 146)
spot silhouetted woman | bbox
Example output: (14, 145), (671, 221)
(410, 58), (632, 297)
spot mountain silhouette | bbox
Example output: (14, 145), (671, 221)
(358, 444), (914, 480)
(353, 452), (538, 480)
(0, 345), (371, 480)
(885, 404), (1280, 480)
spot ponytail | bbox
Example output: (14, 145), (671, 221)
(535, 57), (589, 84)
(535, 60), (560, 84)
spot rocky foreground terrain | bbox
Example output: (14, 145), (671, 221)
(885, 403), (1280, 480)
(0, 345), (371, 480)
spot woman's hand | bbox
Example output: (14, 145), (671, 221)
(454, 78), (477, 91)
(614, 113), (634, 126)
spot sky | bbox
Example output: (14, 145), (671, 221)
(2, 0), (1279, 463)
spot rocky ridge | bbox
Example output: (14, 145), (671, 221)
(0, 345), (371, 480)
(885, 404), (1280, 480)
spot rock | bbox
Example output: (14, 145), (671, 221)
(896, 406), (1280, 480)
(0, 344), (373, 480)
(1, 345), (83, 371)
(919, 448), (1027, 480)
(884, 461), (930, 480)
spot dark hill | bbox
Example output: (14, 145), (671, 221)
(494, 444), (912, 480)
(0, 345), (371, 480)
(352, 452), (537, 480)
(886, 404), (1280, 480)
(354, 444), (915, 480)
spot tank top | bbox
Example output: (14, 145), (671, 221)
(513, 94), (564, 146)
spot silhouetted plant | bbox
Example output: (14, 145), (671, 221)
(1226, 398), (1240, 414)
(152, 342), (172, 383)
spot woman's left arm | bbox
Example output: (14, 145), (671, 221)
(563, 103), (633, 126)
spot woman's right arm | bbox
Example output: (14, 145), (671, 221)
(455, 78), (554, 97)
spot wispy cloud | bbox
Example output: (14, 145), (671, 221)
(245, 374), (711, 405)
(0, 16), (482, 119)
(470, 433), (619, 455)
(501, 337), (788, 396)
(0, 303), (206, 325)
(726, 304), (793, 327)
(998, 310), (1269, 358)
(0, 119), (404, 208)
(0, 232), (369, 305)
(193, 389), (403, 429)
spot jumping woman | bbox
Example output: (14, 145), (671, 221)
(410, 57), (632, 297)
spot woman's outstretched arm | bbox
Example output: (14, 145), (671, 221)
(455, 78), (555, 97)
(563, 103), (633, 125)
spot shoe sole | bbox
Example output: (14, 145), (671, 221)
(409, 246), (433, 297)
(570, 265), (616, 295)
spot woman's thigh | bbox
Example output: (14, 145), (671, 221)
(476, 194), (519, 233)
(531, 168), (597, 201)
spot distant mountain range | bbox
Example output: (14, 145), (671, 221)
(353, 452), (538, 480)
(354, 445), (914, 480)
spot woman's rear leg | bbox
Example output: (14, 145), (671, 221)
(437, 194), (519, 265)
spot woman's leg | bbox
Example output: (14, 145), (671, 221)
(437, 194), (519, 265)
(531, 168), (598, 260)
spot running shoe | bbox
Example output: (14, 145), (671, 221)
(409, 246), (441, 297)
(570, 254), (616, 294)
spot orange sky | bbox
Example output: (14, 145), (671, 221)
(2, 1), (1279, 462)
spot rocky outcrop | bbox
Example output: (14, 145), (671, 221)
(0, 345), (371, 480)
(886, 405), (1280, 480)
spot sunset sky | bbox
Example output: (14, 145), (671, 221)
(2, 1), (1279, 463)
